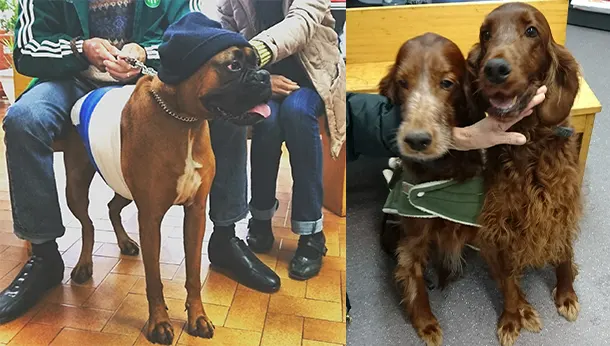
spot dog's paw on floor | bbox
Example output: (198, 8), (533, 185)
(553, 287), (580, 322)
(147, 320), (174, 345)
(70, 261), (93, 284)
(519, 304), (542, 333)
(187, 315), (215, 339)
(416, 320), (443, 346)
(497, 311), (521, 346)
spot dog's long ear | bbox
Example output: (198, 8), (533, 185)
(379, 64), (399, 104)
(462, 43), (486, 125)
(538, 41), (580, 125)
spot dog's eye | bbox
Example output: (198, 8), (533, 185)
(525, 26), (538, 38)
(440, 79), (454, 90)
(227, 60), (242, 72)
(481, 30), (491, 42)
(398, 80), (408, 89)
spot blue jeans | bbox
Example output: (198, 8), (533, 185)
(3, 80), (91, 244)
(249, 87), (324, 235)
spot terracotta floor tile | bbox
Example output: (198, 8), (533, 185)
(131, 277), (187, 300)
(111, 258), (179, 279)
(50, 328), (137, 346)
(318, 257), (345, 278)
(224, 286), (270, 332)
(340, 271), (346, 323)
(302, 340), (343, 346)
(276, 277), (306, 298)
(260, 313), (303, 346)
(203, 304), (230, 327)
(31, 304), (114, 331)
(103, 293), (148, 336)
(305, 272), (342, 303)
(44, 284), (97, 307)
(0, 233), (26, 248)
(273, 227), (298, 240)
(267, 295), (342, 322)
(0, 260), (19, 280)
(303, 319), (346, 344)
(84, 273), (139, 310)
(6, 323), (62, 346)
(177, 326), (261, 346)
(0, 246), (28, 263)
(134, 320), (185, 346)
(0, 301), (46, 343)
(94, 242), (140, 259)
(0, 244), (7, 254)
(279, 239), (298, 253)
(201, 271), (238, 307)
(66, 255), (120, 287)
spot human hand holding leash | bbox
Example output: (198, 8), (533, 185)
(452, 85), (547, 150)
(82, 38), (120, 71)
(271, 75), (299, 97)
(104, 43), (145, 81)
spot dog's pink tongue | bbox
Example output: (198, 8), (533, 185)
(248, 104), (271, 118)
(490, 98), (514, 109)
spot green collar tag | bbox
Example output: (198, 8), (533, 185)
(145, 0), (161, 9)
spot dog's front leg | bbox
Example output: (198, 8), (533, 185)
(137, 203), (174, 345)
(183, 189), (214, 338)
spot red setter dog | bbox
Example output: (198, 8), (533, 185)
(467, 3), (582, 346)
(379, 33), (484, 346)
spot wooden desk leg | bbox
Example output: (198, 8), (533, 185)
(321, 130), (347, 217)
(578, 113), (595, 184)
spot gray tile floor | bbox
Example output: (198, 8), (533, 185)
(346, 25), (610, 346)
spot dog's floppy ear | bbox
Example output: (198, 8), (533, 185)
(462, 43), (486, 124)
(379, 64), (399, 104)
(538, 41), (580, 125)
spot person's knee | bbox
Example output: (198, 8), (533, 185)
(2, 101), (42, 138)
(279, 89), (322, 126)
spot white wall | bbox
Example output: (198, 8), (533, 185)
(200, 0), (220, 21)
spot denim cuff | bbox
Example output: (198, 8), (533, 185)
(291, 215), (324, 235)
(210, 208), (249, 227)
(13, 223), (65, 245)
(249, 199), (279, 221)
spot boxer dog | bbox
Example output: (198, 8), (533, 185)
(63, 41), (271, 346)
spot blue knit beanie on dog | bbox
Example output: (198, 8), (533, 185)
(158, 12), (250, 85)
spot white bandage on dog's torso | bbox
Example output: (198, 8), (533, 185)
(71, 85), (136, 200)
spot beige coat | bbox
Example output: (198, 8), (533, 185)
(217, 0), (346, 159)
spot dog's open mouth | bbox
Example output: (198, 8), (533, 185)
(489, 96), (518, 113)
(486, 91), (530, 118)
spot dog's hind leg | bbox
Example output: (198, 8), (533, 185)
(182, 191), (214, 338)
(395, 221), (442, 346)
(108, 193), (139, 256)
(63, 130), (96, 284)
(553, 254), (580, 322)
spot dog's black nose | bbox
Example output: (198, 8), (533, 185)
(484, 58), (511, 84)
(404, 132), (432, 152)
(253, 69), (270, 84)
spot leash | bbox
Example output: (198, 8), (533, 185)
(121, 57), (200, 124)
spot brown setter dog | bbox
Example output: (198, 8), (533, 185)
(379, 33), (484, 346)
(467, 3), (582, 346)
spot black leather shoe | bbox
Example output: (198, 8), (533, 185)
(289, 232), (327, 281)
(0, 253), (64, 324)
(208, 227), (280, 293)
(246, 219), (274, 254)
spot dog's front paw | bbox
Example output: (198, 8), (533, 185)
(119, 237), (140, 256)
(71, 261), (93, 284)
(187, 315), (215, 339)
(497, 311), (521, 346)
(519, 303), (542, 333)
(553, 287), (580, 322)
(416, 320), (443, 346)
(147, 319), (174, 345)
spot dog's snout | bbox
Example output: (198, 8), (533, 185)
(252, 69), (270, 84)
(403, 132), (432, 152)
(484, 58), (511, 84)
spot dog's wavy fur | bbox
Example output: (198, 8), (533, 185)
(379, 33), (484, 346)
(467, 3), (582, 345)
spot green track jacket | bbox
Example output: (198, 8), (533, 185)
(13, 0), (201, 83)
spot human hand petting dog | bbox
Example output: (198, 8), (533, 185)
(83, 38), (143, 81)
(452, 85), (547, 150)
(271, 75), (299, 97)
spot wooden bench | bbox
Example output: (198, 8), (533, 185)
(13, 72), (347, 216)
(346, 0), (602, 182)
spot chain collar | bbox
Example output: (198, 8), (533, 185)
(150, 89), (200, 124)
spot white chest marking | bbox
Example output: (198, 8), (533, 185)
(174, 130), (203, 205)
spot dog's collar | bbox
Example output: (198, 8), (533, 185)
(150, 89), (200, 124)
(553, 126), (574, 138)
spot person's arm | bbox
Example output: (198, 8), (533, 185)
(13, 1), (89, 79)
(217, 0), (240, 33)
(250, 0), (329, 66)
(346, 92), (402, 163)
(136, 0), (194, 71)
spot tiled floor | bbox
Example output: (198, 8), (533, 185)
(0, 101), (346, 346)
